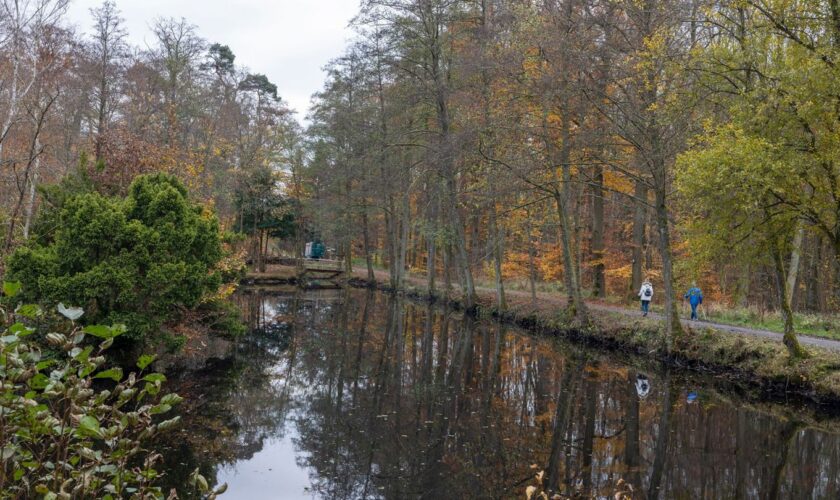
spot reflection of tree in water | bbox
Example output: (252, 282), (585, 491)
(292, 291), (585, 498)
(289, 292), (840, 499)
(157, 288), (840, 499)
(156, 289), (301, 496)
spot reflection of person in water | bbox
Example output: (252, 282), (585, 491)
(635, 374), (651, 399)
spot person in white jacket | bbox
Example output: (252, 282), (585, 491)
(638, 280), (653, 317)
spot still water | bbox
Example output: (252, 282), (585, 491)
(158, 288), (840, 499)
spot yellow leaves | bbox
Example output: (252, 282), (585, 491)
(501, 253), (531, 280)
(606, 264), (633, 280)
(604, 170), (634, 195)
(206, 283), (237, 301)
(545, 112), (563, 128)
(539, 244), (565, 282)
(200, 203), (216, 218)
(521, 50), (542, 77)
(642, 31), (667, 54)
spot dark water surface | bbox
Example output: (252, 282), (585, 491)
(158, 289), (840, 499)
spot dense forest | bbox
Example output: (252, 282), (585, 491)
(2, 1), (840, 352)
(305, 0), (840, 356)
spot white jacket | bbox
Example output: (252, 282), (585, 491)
(639, 283), (653, 301)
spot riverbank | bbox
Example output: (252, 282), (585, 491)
(349, 277), (840, 406)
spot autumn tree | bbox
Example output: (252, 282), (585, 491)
(358, 0), (480, 308)
(677, 126), (809, 357)
(86, 0), (127, 162)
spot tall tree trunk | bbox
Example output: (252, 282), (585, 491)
(478, 6), (503, 311)
(9, 85), (51, 249)
(407, 227), (417, 269)
(4, 185), (27, 253)
(260, 230), (266, 272)
(386, 200), (398, 288)
(772, 244), (808, 358)
(252, 216), (261, 271)
(554, 192), (588, 322)
(735, 263), (751, 308)
(395, 194), (410, 289)
(264, 230), (271, 272)
(786, 222), (805, 307)
(427, 186), (439, 295)
(443, 241), (452, 299)
(489, 191), (506, 311)
(631, 180), (647, 295)
(362, 209), (375, 282)
(591, 163), (606, 297)
(542, 97), (587, 322)
(805, 234), (822, 311)
(95, 64), (109, 163)
(556, 6), (583, 300)
(427, 233), (437, 295)
(526, 207), (538, 307)
(5, 115), (45, 252)
(548, 109), (575, 301)
(0, 35), (22, 165)
(448, 183), (477, 309)
(22, 137), (41, 239)
(654, 186), (683, 348)
(431, 33), (476, 310)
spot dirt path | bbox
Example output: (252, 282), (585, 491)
(358, 269), (840, 352)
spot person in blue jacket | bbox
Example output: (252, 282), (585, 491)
(684, 283), (704, 320)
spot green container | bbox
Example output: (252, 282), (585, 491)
(311, 242), (325, 259)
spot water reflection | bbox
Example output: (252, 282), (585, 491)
(160, 289), (840, 499)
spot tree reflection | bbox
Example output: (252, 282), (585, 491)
(158, 289), (840, 499)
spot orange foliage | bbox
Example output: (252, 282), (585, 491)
(85, 127), (213, 201)
(501, 251), (532, 279)
(538, 243), (565, 282)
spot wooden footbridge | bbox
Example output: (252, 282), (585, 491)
(298, 259), (345, 281)
(243, 257), (347, 288)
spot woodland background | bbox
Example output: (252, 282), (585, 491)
(3, 0), (840, 343)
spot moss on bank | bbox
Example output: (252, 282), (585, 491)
(349, 278), (840, 407)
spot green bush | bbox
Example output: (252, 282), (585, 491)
(6, 173), (223, 345)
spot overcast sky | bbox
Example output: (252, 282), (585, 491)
(65, 0), (361, 124)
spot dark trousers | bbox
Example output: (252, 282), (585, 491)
(690, 303), (699, 320)
(641, 300), (650, 314)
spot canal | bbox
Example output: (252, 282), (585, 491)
(157, 288), (840, 499)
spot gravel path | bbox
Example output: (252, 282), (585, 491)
(359, 269), (840, 352)
(589, 302), (840, 351)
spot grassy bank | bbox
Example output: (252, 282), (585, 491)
(350, 277), (840, 407)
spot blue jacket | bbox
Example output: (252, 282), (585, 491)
(684, 287), (703, 306)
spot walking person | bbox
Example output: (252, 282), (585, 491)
(684, 283), (704, 320)
(638, 279), (653, 317)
